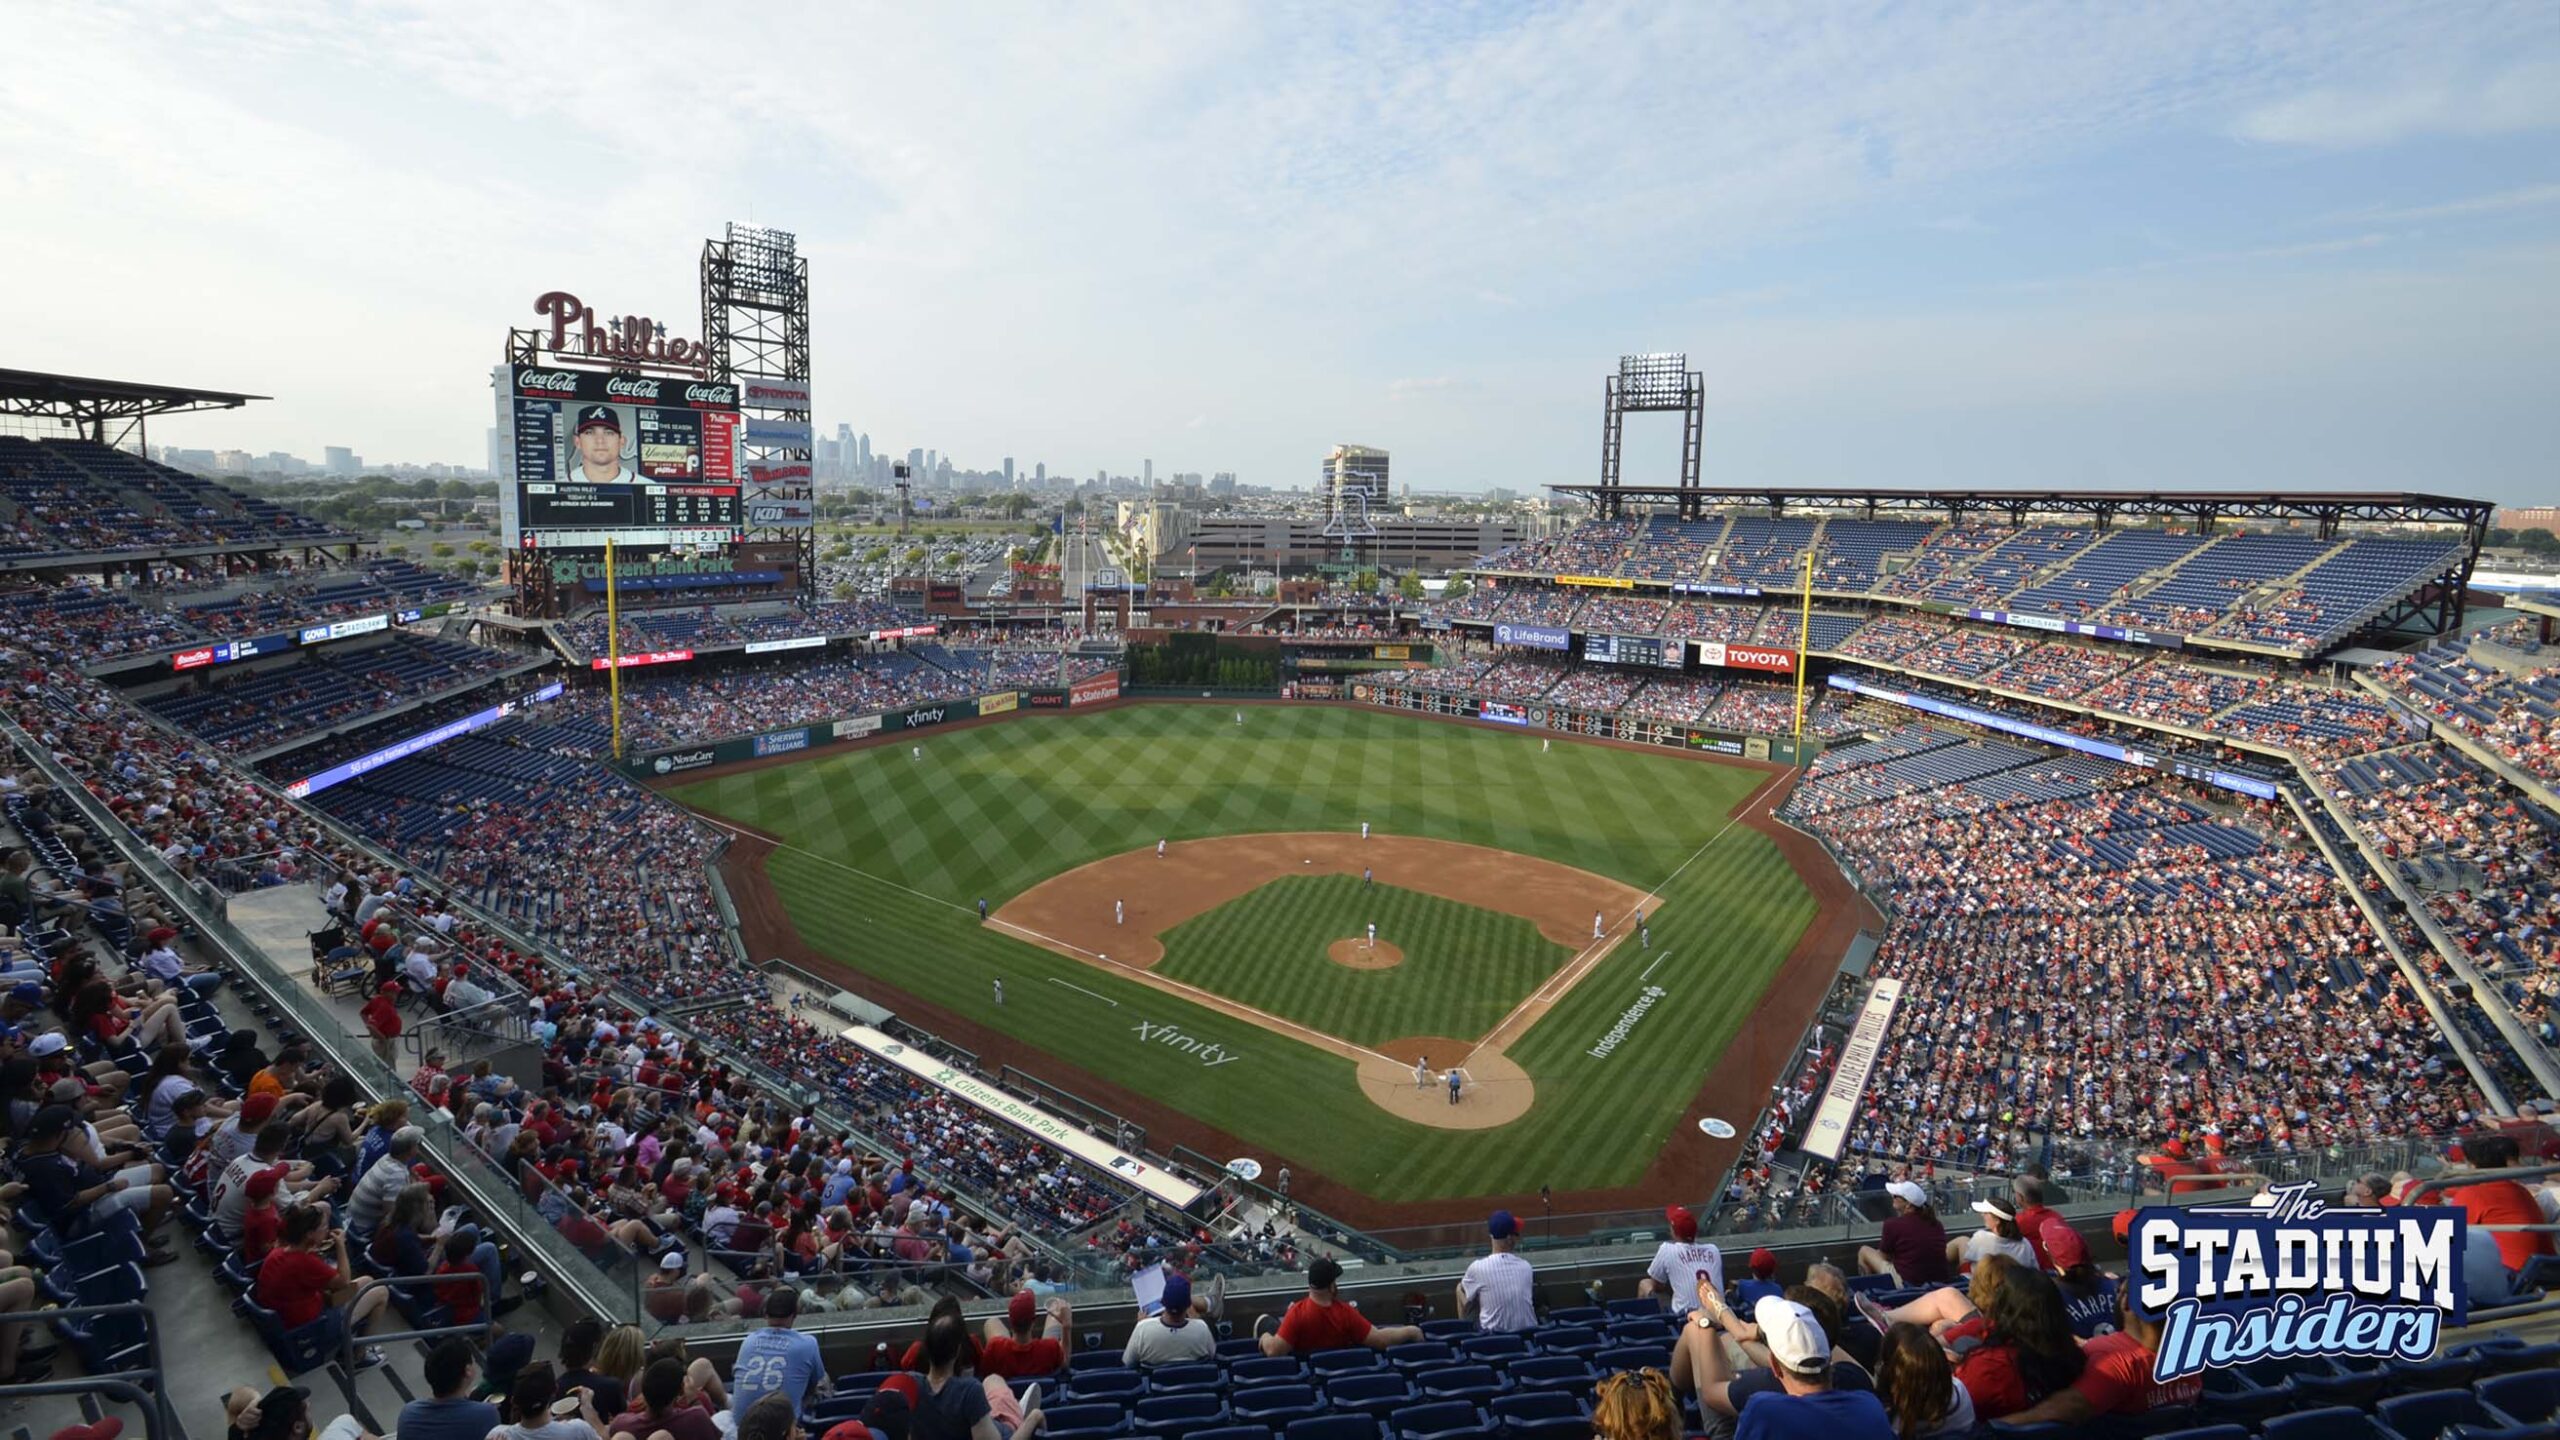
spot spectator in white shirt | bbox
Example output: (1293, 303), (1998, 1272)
(1457, 1209), (1537, 1332)
(1640, 1204), (1725, 1316)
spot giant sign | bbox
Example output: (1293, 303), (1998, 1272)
(1696, 640), (1796, 673)
(1492, 622), (1571, 651)
(497, 363), (740, 551)
(1801, 976), (1903, 1161)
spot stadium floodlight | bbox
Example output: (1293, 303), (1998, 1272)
(1616, 352), (1693, 410)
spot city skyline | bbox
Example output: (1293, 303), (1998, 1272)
(4, 5), (2557, 503)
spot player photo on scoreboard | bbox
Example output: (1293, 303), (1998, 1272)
(559, 403), (640, 485)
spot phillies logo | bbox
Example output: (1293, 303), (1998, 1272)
(604, 376), (661, 399)
(517, 370), (581, 393)
(534, 291), (709, 376)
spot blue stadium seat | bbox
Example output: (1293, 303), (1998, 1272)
(1064, 1367), (1147, 1405)
(2482, 1372), (2560, 1425)
(1288, 1417), (1383, 1440)
(2445, 1425), (2560, 1440)
(1312, 1348), (1386, 1379)
(2380, 1352), (2481, 1395)
(1423, 1319), (1478, 1341)
(1502, 1357), (1594, 1399)
(2379, 1389), (2515, 1439)
(1191, 1429), (1276, 1440)
(1544, 1306), (1604, 1326)
(1504, 1421), (1592, 1440)
(1322, 1373), (1416, 1423)
(1389, 1403), (1487, 1440)
(1229, 1355), (1304, 1387)
(1039, 1404), (1129, 1440)
(1150, 1362), (1225, 1396)
(1529, 1325), (1603, 1359)
(1219, 1337), (1269, 1362)
(1385, 1342), (1458, 1376)
(1415, 1366), (1504, 1407)
(1604, 1297), (1664, 1318)
(1133, 1393), (1227, 1438)
(2195, 1368), (2295, 1428)
(2261, 1408), (2397, 1440)
(2150, 1428), (2250, 1440)
(1589, 1344), (1667, 1375)
(1231, 1385), (1323, 1431)
(2285, 1359), (2388, 1410)
(1459, 1334), (1530, 1367)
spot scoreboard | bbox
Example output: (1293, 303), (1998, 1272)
(496, 365), (742, 551)
(1582, 632), (1679, 668)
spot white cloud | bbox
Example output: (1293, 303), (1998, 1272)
(2334, 182), (2560, 224)
(2235, 58), (2560, 147)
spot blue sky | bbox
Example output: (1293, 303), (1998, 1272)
(3, 2), (2556, 502)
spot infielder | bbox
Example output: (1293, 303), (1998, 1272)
(1593, 911), (1605, 940)
(1366, 921), (1377, 948)
(1414, 1056), (1431, 1090)
(1115, 899), (1125, 925)
(1360, 821), (1370, 841)
(1157, 839), (1167, 858)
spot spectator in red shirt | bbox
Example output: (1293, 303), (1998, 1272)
(253, 1206), (393, 1365)
(2009, 1176), (2060, 1270)
(2002, 1287), (2201, 1425)
(358, 985), (401, 1066)
(1256, 1256), (1422, 1355)
(979, 1290), (1068, 1379)
(236, 1168), (286, 1263)
(2448, 1134), (2558, 1275)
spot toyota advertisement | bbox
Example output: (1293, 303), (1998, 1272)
(1696, 640), (1796, 673)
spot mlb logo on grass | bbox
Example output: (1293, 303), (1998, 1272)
(2131, 1182), (2465, 1382)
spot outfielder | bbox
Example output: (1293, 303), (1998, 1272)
(993, 978), (1004, 1006)
(1157, 839), (1167, 858)
(1360, 821), (1370, 841)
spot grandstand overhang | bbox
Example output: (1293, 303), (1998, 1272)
(0, 368), (265, 450)
(1546, 483), (2495, 538)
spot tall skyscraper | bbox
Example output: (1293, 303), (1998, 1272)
(1035, 462), (1046, 484)
(1143, 458), (1154, 487)
(485, 428), (502, 478)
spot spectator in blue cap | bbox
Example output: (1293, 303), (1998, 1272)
(1457, 1209), (1536, 1332)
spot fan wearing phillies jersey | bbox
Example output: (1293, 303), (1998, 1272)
(1640, 1204), (1725, 1315)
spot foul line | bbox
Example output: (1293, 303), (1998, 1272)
(692, 812), (1405, 1068)
(1638, 951), (1670, 984)
(1046, 977), (1118, 1007)
(1469, 767), (1790, 1065)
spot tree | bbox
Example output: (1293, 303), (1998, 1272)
(1397, 572), (1425, 600)
(383, 542), (409, 557)
(1354, 568), (1379, 592)
(429, 542), (455, 558)
(1442, 576), (1473, 600)
(467, 539), (497, 557)
(864, 546), (890, 564)
(449, 558), (478, 579)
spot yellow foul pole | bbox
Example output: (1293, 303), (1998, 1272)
(1791, 544), (1814, 755)
(605, 537), (624, 761)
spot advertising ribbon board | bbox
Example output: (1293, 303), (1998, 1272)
(1696, 640), (1797, 673)
(840, 1025), (1202, 1208)
(1802, 977), (1904, 1161)
(590, 649), (695, 670)
(1492, 622), (1572, 651)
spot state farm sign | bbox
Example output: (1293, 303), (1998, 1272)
(1696, 640), (1796, 674)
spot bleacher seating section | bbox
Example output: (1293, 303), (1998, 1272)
(0, 437), (342, 557)
(142, 633), (525, 752)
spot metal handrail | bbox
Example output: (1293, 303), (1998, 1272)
(0, 1303), (181, 1440)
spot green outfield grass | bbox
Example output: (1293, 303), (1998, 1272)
(1153, 874), (1568, 1048)
(672, 703), (1816, 1204)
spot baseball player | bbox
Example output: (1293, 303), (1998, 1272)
(1235, 711), (1243, 726)
(1360, 821), (1370, 841)
(1362, 867), (1373, 887)
(1115, 899), (1125, 925)
(1592, 911), (1605, 940)
(1157, 839), (1167, 859)
(977, 898), (989, 922)
(912, 746), (921, 760)
(993, 978), (1004, 1006)
(1542, 737), (1550, 753)
(1366, 921), (1377, 949)
(1414, 1056), (1431, 1090)
(1445, 1067), (1463, 1105)
(565, 405), (639, 485)
(1641, 918), (1651, 949)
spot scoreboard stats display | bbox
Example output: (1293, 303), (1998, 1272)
(496, 365), (742, 551)
(1582, 632), (1680, 668)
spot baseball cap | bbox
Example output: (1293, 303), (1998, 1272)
(1308, 1255), (1344, 1290)
(1160, 1273), (1191, 1324)
(660, 1250), (687, 1271)
(240, 1091), (280, 1124)
(1487, 1209), (1519, 1239)
(2112, 1209), (2137, 1245)
(860, 1382), (914, 1440)
(2040, 1219), (2088, 1270)
(8, 982), (42, 1005)
(52, 1420), (123, 1440)
(1753, 1296), (1831, 1375)
(819, 1423), (874, 1440)
(1885, 1180), (1928, 1207)
(1971, 1199), (2014, 1222)
(26, 1032), (66, 1058)
(1665, 1204), (1698, 1242)
(1008, 1290), (1037, 1329)
(245, 1163), (290, 1200)
(23, 1104), (73, 1140)
(1748, 1247), (1778, 1278)
(575, 405), (622, 434)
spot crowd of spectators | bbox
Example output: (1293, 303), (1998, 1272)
(556, 602), (906, 661)
(2379, 620), (2560, 790)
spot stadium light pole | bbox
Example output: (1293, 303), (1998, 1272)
(1790, 545), (1814, 758)
(605, 535), (624, 761)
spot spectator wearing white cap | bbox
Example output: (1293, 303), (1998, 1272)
(1858, 1180), (1952, 1286)
(1680, 1290), (1894, 1439)
(1950, 1198), (2036, 1273)
(1638, 1204), (1723, 1316)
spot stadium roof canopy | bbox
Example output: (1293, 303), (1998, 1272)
(1549, 482), (2495, 535)
(0, 367), (266, 447)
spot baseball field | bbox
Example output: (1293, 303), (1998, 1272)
(669, 703), (1841, 1214)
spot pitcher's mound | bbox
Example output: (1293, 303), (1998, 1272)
(1329, 938), (1403, 970)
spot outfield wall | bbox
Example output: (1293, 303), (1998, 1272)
(617, 674), (1128, 778)
(1354, 681), (1821, 766)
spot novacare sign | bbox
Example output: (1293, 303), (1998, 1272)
(839, 1024), (1202, 1207)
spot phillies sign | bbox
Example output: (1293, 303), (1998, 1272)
(534, 291), (710, 376)
(1697, 640), (1796, 673)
